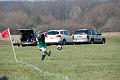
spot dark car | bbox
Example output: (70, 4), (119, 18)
(18, 29), (37, 46)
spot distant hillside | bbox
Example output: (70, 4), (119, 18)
(0, 0), (120, 34)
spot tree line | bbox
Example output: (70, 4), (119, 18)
(0, 0), (120, 34)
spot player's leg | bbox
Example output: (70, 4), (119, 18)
(39, 48), (46, 60)
(40, 48), (51, 60)
(41, 50), (51, 60)
(48, 50), (51, 56)
(41, 54), (46, 60)
(43, 48), (51, 56)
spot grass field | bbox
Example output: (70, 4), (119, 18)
(0, 36), (120, 80)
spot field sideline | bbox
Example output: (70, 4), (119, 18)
(0, 35), (120, 80)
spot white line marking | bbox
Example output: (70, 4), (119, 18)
(17, 61), (70, 80)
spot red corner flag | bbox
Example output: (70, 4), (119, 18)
(1, 28), (17, 62)
(1, 28), (10, 39)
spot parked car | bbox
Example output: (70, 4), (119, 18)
(18, 29), (37, 46)
(72, 29), (105, 44)
(45, 29), (73, 45)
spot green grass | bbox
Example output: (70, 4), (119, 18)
(0, 36), (120, 80)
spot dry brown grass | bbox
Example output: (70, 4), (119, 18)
(102, 32), (120, 37)
(11, 35), (21, 42)
(0, 35), (20, 42)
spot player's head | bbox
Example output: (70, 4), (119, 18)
(41, 34), (45, 38)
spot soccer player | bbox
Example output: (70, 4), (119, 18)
(36, 31), (51, 60)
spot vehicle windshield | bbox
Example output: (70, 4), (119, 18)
(47, 31), (59, 35)
(74, 30), (89, 34)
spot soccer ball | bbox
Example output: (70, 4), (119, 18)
(57, 45), (62, 50)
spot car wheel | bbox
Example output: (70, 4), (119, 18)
(90, 39), (94, 44)
(101, 38), (105, 44)
(62, 39), (66, 45)
(21, 43), (25, 47)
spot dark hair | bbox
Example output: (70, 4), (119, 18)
(41, 34), (44, 38)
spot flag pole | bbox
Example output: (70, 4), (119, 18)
(8, 28), (18, 62)
(0, 33), (3, 40)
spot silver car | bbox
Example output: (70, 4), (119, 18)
(73, 29), (105, 44)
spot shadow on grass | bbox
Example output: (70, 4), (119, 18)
(0, 76), (8, 80)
